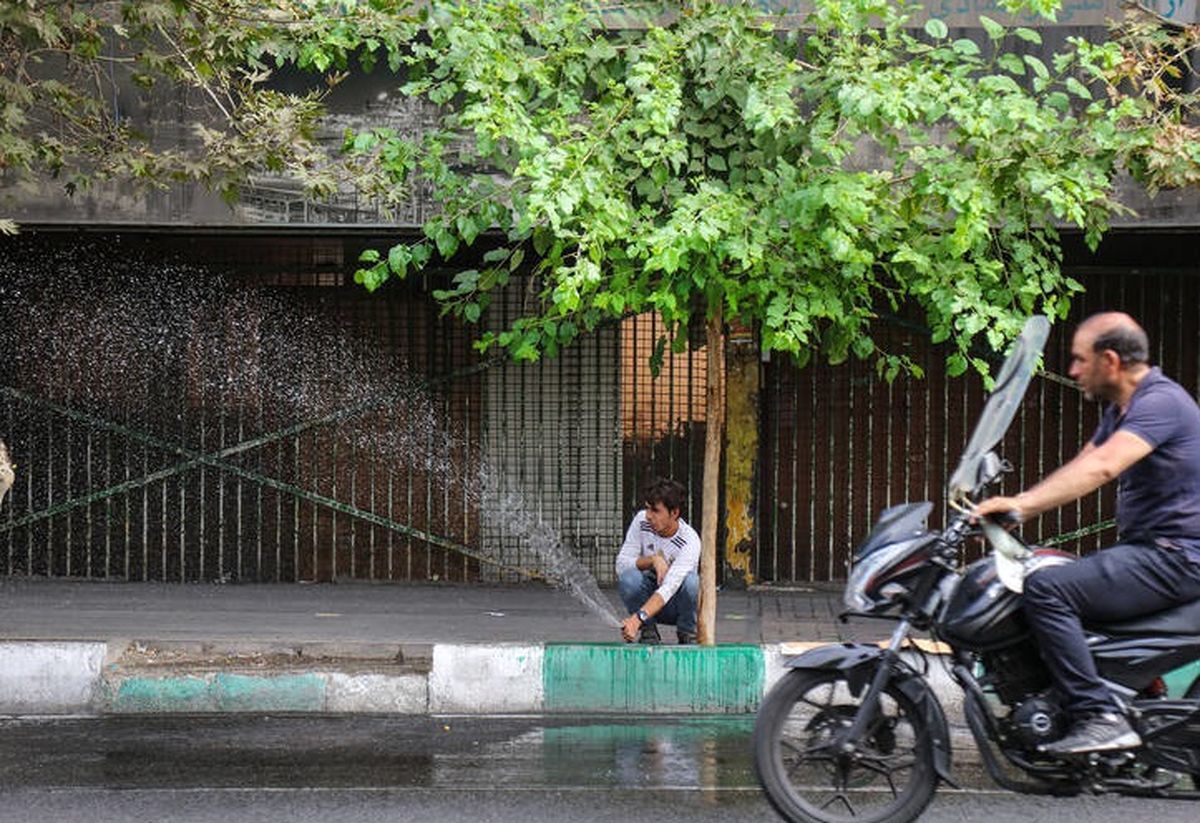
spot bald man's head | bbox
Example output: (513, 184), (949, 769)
(1077, 312), (1150, 368)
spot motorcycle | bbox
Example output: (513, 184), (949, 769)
(753, 316), (1200, 823)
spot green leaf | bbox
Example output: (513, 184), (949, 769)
(998, 53), (1025, 75)
(979, 15), (1005, 41)
(411, 244), (432, 269)
(1065, 77), (1092, 100)
(952, 39), (981, 57)
(1023, 55), (1049, 80)
(464, 303), (482, 323)
(1014, 27), (1042, 46)
(947, 352), (968, 377)
(924, 19), (949, 40)
(387, 244), (410, 277)
(359, 248), (381, 263)
(1046, 91), (1070, 112)
(435, 227), (459, 260)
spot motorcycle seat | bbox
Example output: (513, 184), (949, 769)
(1090, 597), (1200, 636)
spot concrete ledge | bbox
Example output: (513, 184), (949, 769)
(0, 639), (1193, 718)
(326, 672), (428, 713)
(429, 644), (543, 713)
(0, 641), (106, 714)
(542, 644), (764, 713)
(101, 670), (429, 714)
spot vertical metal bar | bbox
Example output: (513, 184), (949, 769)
(866, 355), (876, 565)
(426, 354), (435, 580)
(178, 389), (187, 582)
(199, 397), (207, 582)
(5, 395), (13, 574)
(806, 361), (816, 581)
(846, 360), (855, 580)
(442, 389), (451, 581)
(161, 423), (169, 583)
(388, 428), (396, 581)
(104, 400), (112, 578)
(369, 415), (377, 581)
(27, 399), (35, 574)
(349, 433), (358, 579)
(311, 425), (319, 582)
(123, 398), (132, 580)
(275, 411), (284, 581)
(257, 399), (264, 580)
(293, 431), (300, 582)
(331, 433), (339, 581)
(85, 421), (93, 577)
(65, 389), (72, 577)
(235, 398), (243, 582)
(461, 384), (470, 581)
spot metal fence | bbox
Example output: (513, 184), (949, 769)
(2, 232), (1197, 584)
(0, 233), (486, 583)
(756, 266), (1200, 582)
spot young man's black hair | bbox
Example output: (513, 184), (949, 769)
(642, 477), (686, 514)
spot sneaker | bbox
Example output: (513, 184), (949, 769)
(638, 624), (662, 645)
(677, 630), (697, 645)
(1039, 712), (1142, 755)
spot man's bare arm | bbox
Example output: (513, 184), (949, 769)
(974, 433), (1151, 521)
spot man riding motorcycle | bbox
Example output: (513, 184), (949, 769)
(974, 311), (1200, 754)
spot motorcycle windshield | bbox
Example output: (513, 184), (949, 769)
(947, 315), (1050, 502)
(854, 501), (933, 559)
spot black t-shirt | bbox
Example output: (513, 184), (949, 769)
(1091, 367), (1200, 562)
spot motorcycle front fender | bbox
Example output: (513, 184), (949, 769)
(781, 642), (955, 786)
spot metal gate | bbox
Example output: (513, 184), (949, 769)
(756, 267), (1200, 583)
(0, 232), (488, 582)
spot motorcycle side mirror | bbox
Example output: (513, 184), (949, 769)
(972, 451), (1010, 496)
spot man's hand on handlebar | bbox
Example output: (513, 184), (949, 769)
(971, 496), (1027, 526)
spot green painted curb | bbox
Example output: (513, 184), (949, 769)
(542, 643), (764, 713)
(112, 676), (211, 713)
(214, 673), (325, 712)
(108, 673), (327, 713)
(1164, 659), (1200, 698)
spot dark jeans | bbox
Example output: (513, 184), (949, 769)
(1023, 542), (1200, 715)
(617, 569), (699, 635)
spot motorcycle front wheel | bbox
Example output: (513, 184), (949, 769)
(754, 669), (938, 823)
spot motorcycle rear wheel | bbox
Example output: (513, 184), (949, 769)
(754, 669), (937, 823)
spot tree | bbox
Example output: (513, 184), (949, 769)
(0, 0), (420, 228)
(348, 0), (1200, 642)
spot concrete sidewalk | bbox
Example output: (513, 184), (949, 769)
(0, 578), (927, 717)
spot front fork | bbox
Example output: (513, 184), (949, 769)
(834, 618), (913, 753)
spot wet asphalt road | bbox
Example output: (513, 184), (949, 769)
(0, 715), (1195, 823)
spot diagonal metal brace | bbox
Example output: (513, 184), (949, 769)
(0, 386), (546, 581)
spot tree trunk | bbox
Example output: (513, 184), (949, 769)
(699, 306), (725, 645)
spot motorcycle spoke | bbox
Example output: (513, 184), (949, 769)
(857, 753), (917, 772)
(818, 791), (858, 816)
(852, 756), (907, 795)
(780, 736), (837, 761)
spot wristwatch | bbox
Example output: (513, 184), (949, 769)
(636, 609), (650, 624)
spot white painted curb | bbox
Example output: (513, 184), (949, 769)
(429, 644), (543, 713)
(326, 672), (428, 713)
(0, 641), (105, 714)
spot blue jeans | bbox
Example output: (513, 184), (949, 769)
(617, 569), (699, 635)
(1023, 542), (1200, 715)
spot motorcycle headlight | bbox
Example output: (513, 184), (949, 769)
(844, 538), (924, 613)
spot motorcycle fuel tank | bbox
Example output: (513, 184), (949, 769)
(939, 556), (1029, 651)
